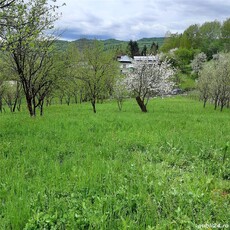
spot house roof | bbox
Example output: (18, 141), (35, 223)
(133, 56), (157, 61)
(118, 55), (133, 63)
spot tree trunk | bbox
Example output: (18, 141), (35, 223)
(17, 98), (22, 112)
(25, 94), (35, 116)
(136, 96), (147, 112)
(59, 95), (63, 105)
(46, 97), (53, 106)
(0, 97), (2, 113)
(220, 103), (224, 112)
(91, 98), (96, 113)
(12, 96), (18, 112)
(40, 99), (44, 116)
(66, 95), (71, 106)
(220, 98), (225, 112)
(214, 97), (218, 110)
(117, 100), (123, 111)
(74, 95), (78, 104)
(203, 98), (207, 108)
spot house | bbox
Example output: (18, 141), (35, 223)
(133, 55), (158, 62)
(117, 55), (133, 74)
(117, 55), (159, 74)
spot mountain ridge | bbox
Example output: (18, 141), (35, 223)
(54, 37), (165, 52)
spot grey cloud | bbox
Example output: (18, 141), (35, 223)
(56, 0), (230, 41)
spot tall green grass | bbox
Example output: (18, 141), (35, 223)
(0, 97), (229, 229)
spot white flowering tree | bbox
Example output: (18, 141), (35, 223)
(191, 52), (207, 77)
(197, 62), (214, 108)
(125, 56), (175, 112)
(198, 53), (230, 111)
(113, 76), (129, 111)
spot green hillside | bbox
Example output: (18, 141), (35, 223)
(54, 37), (165, 53)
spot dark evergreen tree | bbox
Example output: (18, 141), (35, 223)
(150, 42), (158, 55)
(127, 40), (140, 57)
(141, 45), (147, 56)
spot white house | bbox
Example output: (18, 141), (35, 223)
(133, 55), (158, 62)
(117, 55), (133, 74)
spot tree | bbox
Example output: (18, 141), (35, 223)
(197, 62), (214, 108)
(0, 0), (16, 27)
(191, 52), (207, 78)
(198, 53), (230, 111)
(199, 21), (221, 41)
(0, 66), (4, 112)
(150, 42), (158, 55)
(0, 0), (60, 116)
(113, 75), (128, 111)
(0, 55), (22, 112)
(221, 18), (230, 52)
(127, 40), (140, 58)
(1, 80), (22, 112)
(199, 21), (222, 59)
(76, 40), (119, 113)
(125, 56), (175, 112)
(213, 54), (230, 111)
(182, 24), (201, 49)
(141, 45), (147, 56)
(0, 0), (15, 8)
(173, 48), (194, 73)
(160, 32), (181, 53)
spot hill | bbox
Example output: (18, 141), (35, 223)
(54, 37), (165, 53)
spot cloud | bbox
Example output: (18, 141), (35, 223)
(54, 0), (230, 40)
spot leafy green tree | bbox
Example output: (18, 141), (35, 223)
(0, 0), (16, 29)
(160, 32), (181, 52)
(221, 18), (230, 52)
(199, 21), (222, 59)
(0, 59), (4, 112)
(76, 40), (119, 113)
(182, 24), (201, 49)
(173, 48), (194, 73)
(0, 0), (60, 116)
(0, 0), (15, 8)
(199, 21), (221, 41)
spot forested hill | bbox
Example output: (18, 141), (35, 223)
(53, 37), (165, 52)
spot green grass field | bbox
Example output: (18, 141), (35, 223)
(0, 97), (229, 229)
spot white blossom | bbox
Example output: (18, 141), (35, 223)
(123, 55), (176, 111)
(125, 55), (175, 99)
(191, 52), (207, 75)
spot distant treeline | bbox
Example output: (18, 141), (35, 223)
(160, 18), (230, 59)
(53, 37), (165, 54)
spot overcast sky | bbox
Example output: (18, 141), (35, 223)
(54, 0), (230, 41)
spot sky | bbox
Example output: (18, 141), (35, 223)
(54, 0), (230, 41)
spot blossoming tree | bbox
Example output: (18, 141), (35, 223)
(125, 55), (175, 112)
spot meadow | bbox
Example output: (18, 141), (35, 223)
(0, 97), (229, 229)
